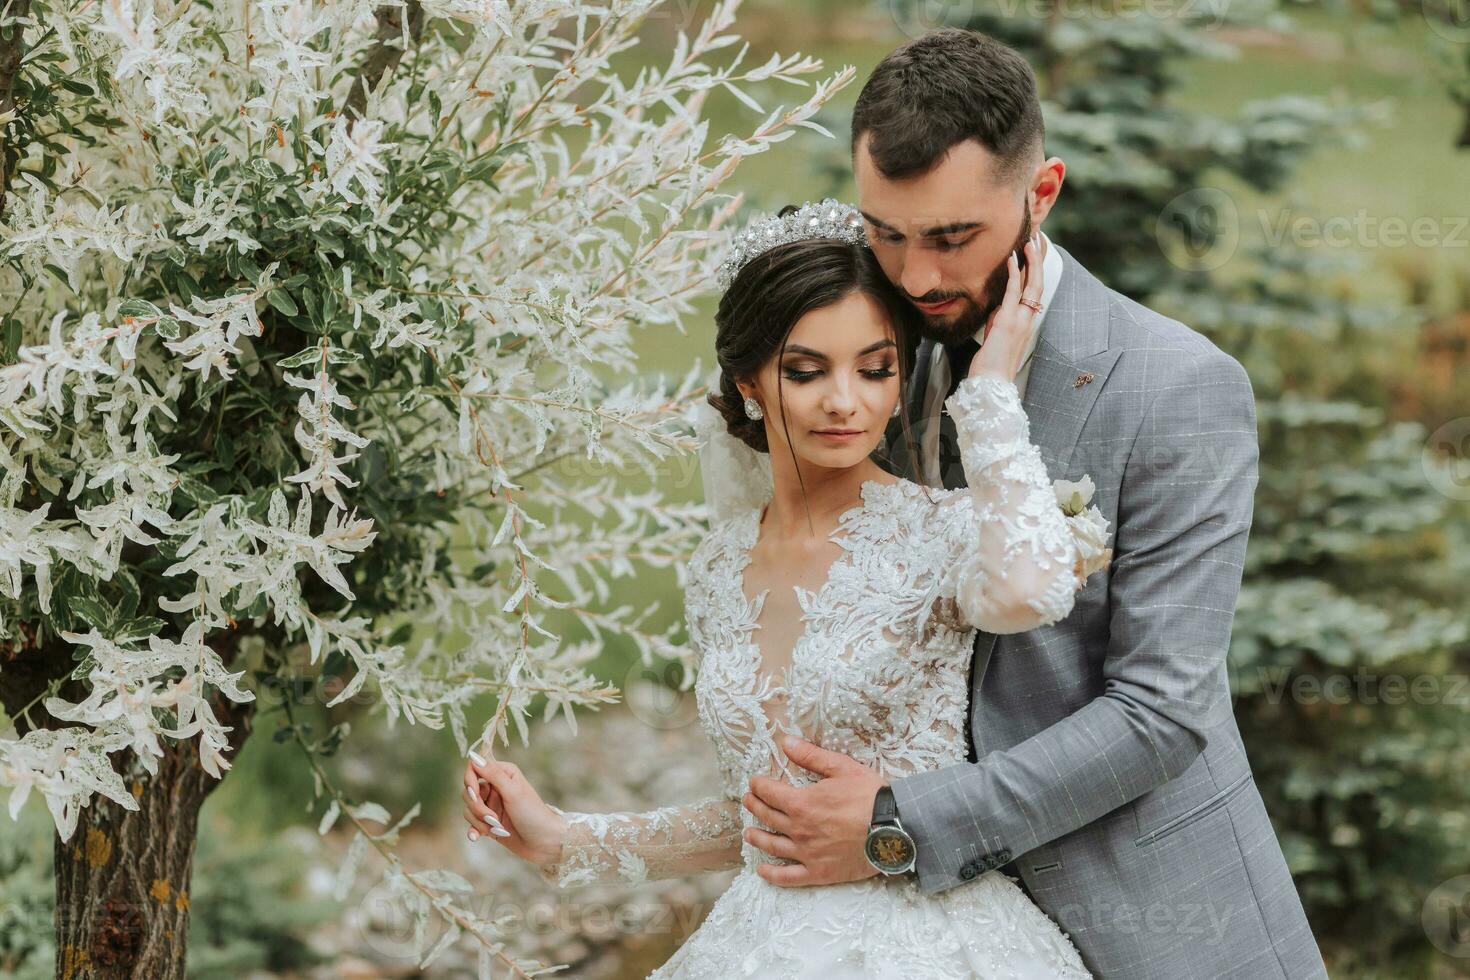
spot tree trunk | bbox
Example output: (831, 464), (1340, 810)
(50, 691), (255, 980)
(0, 0), (30, 221)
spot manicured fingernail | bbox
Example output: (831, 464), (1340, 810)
(490, 827), (511, 837)
(469, 750), (486, 765)
(468, 828), (479, 842)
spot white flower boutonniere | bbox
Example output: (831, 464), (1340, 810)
(1053, 475), (1113, 583)
(1054, 475), (1095, 517)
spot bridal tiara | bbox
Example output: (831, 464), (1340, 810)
(714, 198), (869, 291)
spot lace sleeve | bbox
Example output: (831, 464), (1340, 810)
(535, 796), (744, 888)
(940, 373), (1111, 634)
(533, 527), (745, 889)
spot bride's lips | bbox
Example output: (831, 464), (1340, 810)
(916, 297), (959, 314)
(813, 429), (864, 442)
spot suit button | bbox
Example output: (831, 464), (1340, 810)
(996, 849), (1012, 864)
(959, 863), (977, 880)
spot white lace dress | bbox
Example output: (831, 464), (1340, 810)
(537, 375), (1102, 979)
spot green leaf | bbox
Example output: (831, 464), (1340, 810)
(114, 616), (167, 643)
(215, 429), (235, 469)
(166, 265), (201, 301)
(313, 228), (345, 256)
(69, 595), (113, 630)
(118, 298), (164, 319)
(277, 345), (323, 369)
(176, 472), (221, 506)
(239, 255), (263, 283)
(114, 571), (142, 620)
(267, 288), (300, 317)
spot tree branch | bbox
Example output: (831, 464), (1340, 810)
(343, 0), (424, 125)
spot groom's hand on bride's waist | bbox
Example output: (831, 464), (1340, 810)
(741, 733), (887, 887)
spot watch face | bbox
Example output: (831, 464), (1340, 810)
(865, 825), (916, 874)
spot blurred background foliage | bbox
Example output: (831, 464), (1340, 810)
(2, 0), (1467, 976)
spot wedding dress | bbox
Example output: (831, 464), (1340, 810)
(536, 374), (1103, 979)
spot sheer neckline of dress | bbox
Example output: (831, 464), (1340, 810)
(733, 476), (909, 686)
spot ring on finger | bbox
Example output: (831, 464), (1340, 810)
(1019, 297), (1042, 313)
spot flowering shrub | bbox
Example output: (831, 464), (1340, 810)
(0, 0), (851, 972)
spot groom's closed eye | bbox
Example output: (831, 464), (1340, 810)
(874, 231), (975, 252)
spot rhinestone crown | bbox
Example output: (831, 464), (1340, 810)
(714, 198), (869, 291)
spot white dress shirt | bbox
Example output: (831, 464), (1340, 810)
(918, 231), (1065, 487)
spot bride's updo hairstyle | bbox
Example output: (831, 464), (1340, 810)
(707, 207), (923, 471)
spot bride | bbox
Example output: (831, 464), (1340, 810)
(459, 199), (1110, 978)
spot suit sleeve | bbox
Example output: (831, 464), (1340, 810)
(889, 350), (1260, 894)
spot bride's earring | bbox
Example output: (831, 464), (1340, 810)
(743, 396), (764, 421)
(891, 401), (901, 418)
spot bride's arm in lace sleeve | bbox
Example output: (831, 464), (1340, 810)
(941, 372), (1109, 634)
(537, 797), (744, 888)
(464, 529), (744, 889)
(464, 755), (744, 889)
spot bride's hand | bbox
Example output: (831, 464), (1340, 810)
(462, 755), (567, 867)
(969, 233), (1044, 383)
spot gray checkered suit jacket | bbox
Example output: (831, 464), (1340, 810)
(878, 244), (1327, 979)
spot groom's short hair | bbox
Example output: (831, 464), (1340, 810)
(851, 28), (1044, 185)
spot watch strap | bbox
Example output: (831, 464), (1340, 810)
(871, 784), (898, 824)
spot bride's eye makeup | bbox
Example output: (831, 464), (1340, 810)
(781, 363), (823, 381)
(863, 360), (896, 379)
(780, 360), (896, 382)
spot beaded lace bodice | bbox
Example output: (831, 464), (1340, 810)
(537, 374), (1108, 889)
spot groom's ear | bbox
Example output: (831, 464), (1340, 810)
(1027, 156), (1066, 225)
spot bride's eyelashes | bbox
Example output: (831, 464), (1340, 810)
(780, 363), (896, 383)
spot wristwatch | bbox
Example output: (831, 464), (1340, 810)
(865, 785), (917, 875)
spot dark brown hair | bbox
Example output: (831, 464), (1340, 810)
(851, 27), (1044, 184)
(706, 219), (922, 493)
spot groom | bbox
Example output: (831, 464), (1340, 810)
(740, 28), (1327, 979)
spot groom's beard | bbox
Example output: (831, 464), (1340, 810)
(907, 212), (1033, 348)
